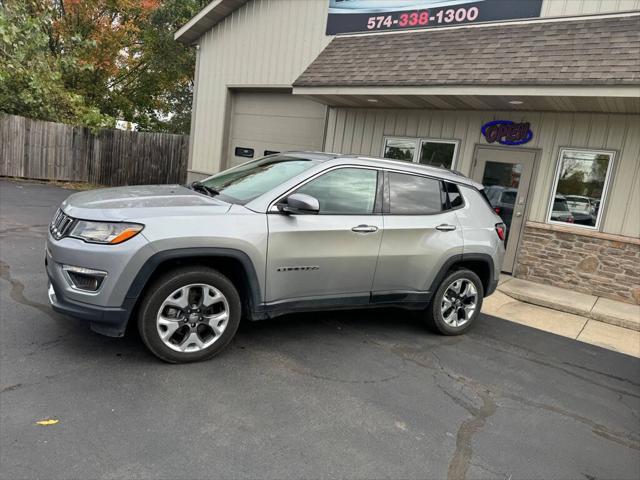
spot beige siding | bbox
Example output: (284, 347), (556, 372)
(541, 0), (640, 16)
(190, 0), (330, 174)
(325, 108), (640, 238)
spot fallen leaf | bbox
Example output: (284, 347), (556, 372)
(36, 419), (59, 426)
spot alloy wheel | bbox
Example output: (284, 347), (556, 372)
(156, 283), (229, 353)
(440, 278), (478, 327)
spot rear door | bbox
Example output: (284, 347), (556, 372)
(372, 171), (464, 301)
(266, 167), (383, 304)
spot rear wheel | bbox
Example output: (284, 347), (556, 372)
(137, 267), (241, 363)
(425, 269), (483, 335)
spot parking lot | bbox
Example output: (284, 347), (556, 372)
(1, 179), (639, 480)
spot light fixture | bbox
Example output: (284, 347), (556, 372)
(509, 100), (524, 105)
(366, 98), (378, 103)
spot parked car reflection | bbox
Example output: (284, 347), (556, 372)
(565, 195), (597, 226)
(550, 195), (575, 224)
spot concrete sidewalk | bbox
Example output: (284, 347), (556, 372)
(482, 276), (640, 357)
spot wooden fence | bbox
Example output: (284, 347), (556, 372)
(0, 113), (189, 186)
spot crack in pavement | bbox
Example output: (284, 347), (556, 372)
(360, 336), (640, 478)
(0, 223), (48, 238)
(0, 259), (66, 326)
(474, 333), (640, 399)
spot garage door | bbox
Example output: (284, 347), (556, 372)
(227, 92), (327, 168)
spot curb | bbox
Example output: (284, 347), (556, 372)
(497, 285), (640, 332)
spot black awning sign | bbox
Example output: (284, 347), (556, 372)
(326, 0), (543, 35)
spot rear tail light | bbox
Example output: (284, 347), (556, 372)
(494, 207), (501, 215)
(567, 216), (575, 224)
(495, 223), (506, 241)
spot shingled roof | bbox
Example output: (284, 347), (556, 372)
(294, 15), (640, 87)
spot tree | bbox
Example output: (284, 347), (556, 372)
(0, 0), (205, 133)
(0, 0), (110, 126)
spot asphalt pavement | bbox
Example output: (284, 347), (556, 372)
(1, 179), (639, 480)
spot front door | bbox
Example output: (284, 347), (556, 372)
(472, 146), (536, 273)
(266, 167), (383, 304)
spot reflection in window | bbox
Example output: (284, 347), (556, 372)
(388, 172), (443, 215)
(549, 149), (614, 228)
(420, 141), (457, 169)
(383, 138), (416, 161)
(296, 168), (378, 215)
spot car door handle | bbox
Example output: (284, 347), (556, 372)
(351, 224), (378, 233)
(436, 224), (457, 232)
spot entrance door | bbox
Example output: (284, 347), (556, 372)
(472, 146), (536, 273)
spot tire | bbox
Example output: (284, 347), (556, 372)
(137, 267), (241, 363)
(425, 268), (484, 335)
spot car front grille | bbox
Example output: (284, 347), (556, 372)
(50, 209), (75, 240)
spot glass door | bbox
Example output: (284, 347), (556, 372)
(473, 147), (536, 273)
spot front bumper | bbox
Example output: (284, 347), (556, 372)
(45, 230), (154, 337)
(47, 279), (133, 337)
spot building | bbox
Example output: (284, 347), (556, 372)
(175, 0), (640, 305)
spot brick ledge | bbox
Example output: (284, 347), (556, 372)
(525, 221), (640, 246)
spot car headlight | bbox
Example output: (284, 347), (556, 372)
(69, 221), (144, 245)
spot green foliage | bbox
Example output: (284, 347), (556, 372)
(0, 1), (112, 127)
(0, 0), (205, 133)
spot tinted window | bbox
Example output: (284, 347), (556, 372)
(296, 168), (378, 215)
(553, 197), (570, 212)
(445, 182), (464, 208)
(419, 141), (456, 169)
(501, 191), (517, 205)
(388, 173), (443, 215)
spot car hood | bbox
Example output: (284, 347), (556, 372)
(61, 185), (231, 221)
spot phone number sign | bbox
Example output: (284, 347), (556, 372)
(326, 0), (543, 35)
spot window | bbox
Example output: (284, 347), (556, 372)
(420, 141), (457, 169)
(295, 168), (378, 215)
(200, 155), (321, 205)
(388, 172), (444, 215)
(383, 138), (416, 161)
(383, 137), (458, 169)
(548, 149), (615, 229)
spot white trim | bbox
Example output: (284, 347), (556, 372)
(546, 147), (616, 232)
(174, 0), (222, 41)
(334, 11), (640, 39)
(382, 136), (460, 170)
(293, 85), (640, 99)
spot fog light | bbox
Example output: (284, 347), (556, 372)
(62, 265), (107, 292)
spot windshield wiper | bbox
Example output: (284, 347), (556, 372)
(189, 181), (220, 197)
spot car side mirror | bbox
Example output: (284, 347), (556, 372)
(277, 193), (320, 215)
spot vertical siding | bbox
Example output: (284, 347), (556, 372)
(541, 0), (640, 16)
(191, 0), (330, 174)
(324, 108), (640, 238)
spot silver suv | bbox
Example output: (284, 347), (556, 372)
(46, 152), (505, 363)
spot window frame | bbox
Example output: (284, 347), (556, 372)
(382, 136), (460, 170)
(546, 147), (616, 231)
(268, 165), (383, 216)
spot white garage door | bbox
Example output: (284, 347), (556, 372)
(227, 92), (327, 168)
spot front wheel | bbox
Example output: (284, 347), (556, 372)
(425, 269), (483, 335)
(137, 267), (241, 363)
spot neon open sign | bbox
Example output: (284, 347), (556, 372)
(481, 120), (533, 146)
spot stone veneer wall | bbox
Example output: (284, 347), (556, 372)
(515, 222), (640, 305)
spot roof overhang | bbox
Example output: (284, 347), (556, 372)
(174, 0), (249, 45)
(292, 85), (640, 114)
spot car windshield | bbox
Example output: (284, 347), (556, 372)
(553, 198), (570, 212)
(197, 155), (322, 205)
